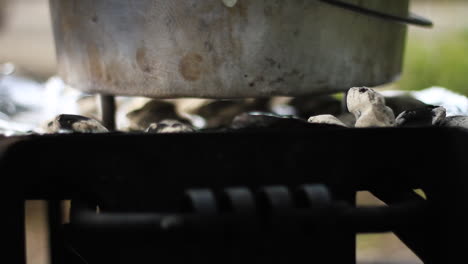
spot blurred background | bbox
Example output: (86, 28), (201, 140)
(0, 0), (466, 264)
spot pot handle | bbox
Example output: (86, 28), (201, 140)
(318, 0), (433, 28)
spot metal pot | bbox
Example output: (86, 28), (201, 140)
(49, 0), (431, 98)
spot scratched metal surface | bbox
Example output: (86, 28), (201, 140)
(49, 0), (409, 98)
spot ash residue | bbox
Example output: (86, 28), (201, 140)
(0, 70), (467, 135)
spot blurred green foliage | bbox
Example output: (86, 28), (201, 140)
(398, 30), (468, 95)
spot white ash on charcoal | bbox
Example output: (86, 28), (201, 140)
(441, 116), (468, 129)
(308, 115), (348, 127)
(231, 112), (310, 129)
(395, 106), (446, 127)
(146, 119), (196, 133)
(126, 100), (190, 131)
(45, 114), (108, 134)
(186, 99), (270, 129)
(336, 93), (428, 127)
(347, 87), (395, 127)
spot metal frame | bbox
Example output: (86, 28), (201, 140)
(1, 127), (466, 263)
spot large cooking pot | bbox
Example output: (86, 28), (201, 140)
(49, 0), (431, 98)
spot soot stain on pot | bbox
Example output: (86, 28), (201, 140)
(136, 47), (154, 74)
(269, 77), (285, 86)
(293, 29), (300, 37)
(264, 6), (273, 16)
(204, 41), (214, 52)
(59, 0), (78, 32)
(265, 58), (277, 67)
(104, 60), (123, 85)
(268, 69), (301, 86)
(227, 1), (247, 18)
(179, 53), (203, 81)
(249, 76), (265, 87)
(223, 1), (245, 60)
(87, 43), (104, 81)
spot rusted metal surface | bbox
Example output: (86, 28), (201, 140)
(49, 0), (409, 98)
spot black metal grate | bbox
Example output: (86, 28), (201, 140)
(1, 126), (467, 264)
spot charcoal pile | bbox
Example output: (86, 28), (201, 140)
(40, 87), (468, 134)
(45, 114), (108, 134)
(125, 100), (191, 131)
(1, 68), (467, 135)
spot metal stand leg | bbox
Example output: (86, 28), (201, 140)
(48, 200), (63, 264)
(329, 186), (356, 263)
(100, 95), (116, 131)
(3, 199), (26, 264)
(370, 188), (434, 263)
